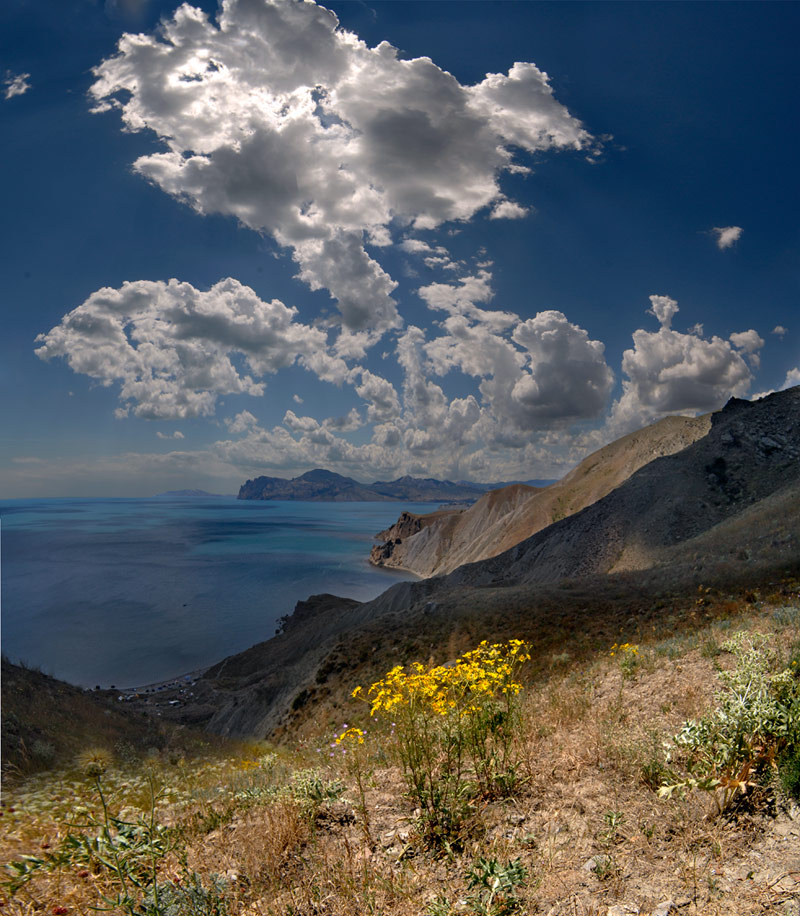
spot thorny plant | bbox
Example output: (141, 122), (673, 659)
(353, 640), (531, 843)
(4, 758), (172, 914)
(427, 857), (528, 916)
(2, 752), (236, 916)
(660, 630), (800, 813)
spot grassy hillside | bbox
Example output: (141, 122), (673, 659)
(2, 581), (800, 915)
(0, 659), (209, 780)
(3, 391), (800, 913)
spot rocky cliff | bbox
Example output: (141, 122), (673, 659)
(370, 413), (712, 577)
(446, 390), (800, 588)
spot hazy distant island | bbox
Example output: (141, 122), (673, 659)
(238, 467), (554, 503)
(154, 489), (233, 499)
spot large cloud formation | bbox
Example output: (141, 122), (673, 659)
(31, 2), (774, 486)
(609, 295), (758, 432)
(90, 0), (588, 339)
(35, 278), (328, 418)
(420, 273), (614, 436)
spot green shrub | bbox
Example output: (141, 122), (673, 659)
(426, 857), (528, 916)
(660, 631), (800, 813)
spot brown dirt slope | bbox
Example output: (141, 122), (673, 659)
(448, 389), (800, 589)
(371, 412), (711, 577)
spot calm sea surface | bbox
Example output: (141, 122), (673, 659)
(0, 497), (428, 688)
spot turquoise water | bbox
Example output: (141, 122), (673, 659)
(0, 497), (427, 688)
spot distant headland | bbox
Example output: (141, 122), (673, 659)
(237, 468), (554, 503)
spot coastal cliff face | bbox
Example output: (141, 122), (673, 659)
(370, 413), (713, 578)
(445, 390), (800, 589)
(368, 507), (462, 569)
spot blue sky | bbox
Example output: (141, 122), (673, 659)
(1, 0), (798, 497)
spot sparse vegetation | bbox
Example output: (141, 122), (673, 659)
(660, 630), (800, 813)
(3, 587), (800, 914)
(352, 639), (530, 845)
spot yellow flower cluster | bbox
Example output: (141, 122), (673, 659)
(334, 726), (365, 747)
(354, 639), (531, 718)
(609, 642), (639, 658)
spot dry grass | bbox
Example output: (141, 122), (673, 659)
(2, 591), (800, 915)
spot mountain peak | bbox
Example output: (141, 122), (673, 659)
(298, 469), (353, 483)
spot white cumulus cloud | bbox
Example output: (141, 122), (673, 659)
(730, 329), (765, 368)
(610, 295), (755, 432)
(89, 0), (589, 340)
(510, 311), (614, 422)
(355, 369), (401, 423)
(420, 274), (613, 431)
(3, 71), (31, 100)
(35, 278), (329, 419)
(489, 199), (529, 220)
(783, 368), (800, 388)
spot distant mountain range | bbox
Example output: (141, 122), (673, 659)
(238, 469), (502, 502)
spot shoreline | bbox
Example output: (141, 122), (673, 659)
(116, 665), (211, 696)
(368, 556), (426, 579)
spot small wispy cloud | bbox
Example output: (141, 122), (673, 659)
(711, 225), (743, 250)
(156, 430), (185, 440)
(489, 199), (530, 220)
(772, 325), (787, 337)
(3, 71), (31, 100)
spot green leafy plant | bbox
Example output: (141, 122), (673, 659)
(660, 631), (800, 813)
(425, 857), (528, 916)
(465, 857), (528, 916)
(779, 745), (800, 800)
(141, 872), (229, 916)
(289, 768), (346, 807)
(599, 810), (624, 844)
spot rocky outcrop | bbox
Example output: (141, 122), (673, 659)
(370, 413), (713, 578)
(447, 389), (800, 589)
(369, 508), (459, 568)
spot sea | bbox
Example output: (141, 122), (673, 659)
(0, 496), (430, 689)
